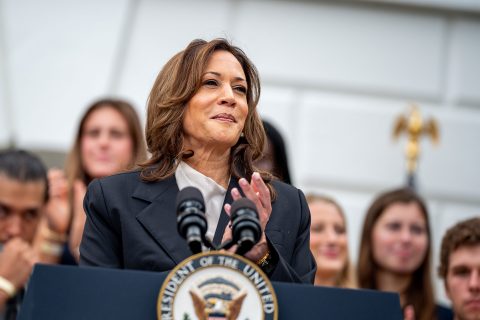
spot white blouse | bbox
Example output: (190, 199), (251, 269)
(175, 161), (227, 241)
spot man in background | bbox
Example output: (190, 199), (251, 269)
(0, 150), (48, 319)
(439, 217), (480, 320)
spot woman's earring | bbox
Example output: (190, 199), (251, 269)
(240, 132), (245, 137)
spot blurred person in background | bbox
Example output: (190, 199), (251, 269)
(307, 194), (356, 288)
(253, 120), (292, 185)
(35, 98), (147, 263)
(0, 150), (48, 319)
(357, 188), (452, 320)
(438, 217), (480, 320)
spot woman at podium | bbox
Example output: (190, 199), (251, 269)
(79, 38), (316, 284)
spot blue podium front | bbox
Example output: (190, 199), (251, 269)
(19, 264), (402, 320)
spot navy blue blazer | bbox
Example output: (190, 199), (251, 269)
(79, 171), (316, 284)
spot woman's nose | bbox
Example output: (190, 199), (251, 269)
(326, 228), (338, 243)
(97, 132), (110, 147)
(400, 228), (413, 242)
(219, 85), (236, 107)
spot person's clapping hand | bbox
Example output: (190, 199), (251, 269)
(45, 169), (70, 234)
(222, 172), (272, 262)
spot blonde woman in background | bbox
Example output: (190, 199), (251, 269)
(35, 98), (147, 263)
(307, 194), (357, 288)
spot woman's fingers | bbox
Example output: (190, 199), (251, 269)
(238, 177), (264, 211)
(224, 203), (231, 215)
(230, 188), (242, 202)
(223, 174), (271, 262)
(251, 172), (272, 212)
(235, 173), (272, 232)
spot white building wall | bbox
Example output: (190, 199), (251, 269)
(1, 0), (479, 306)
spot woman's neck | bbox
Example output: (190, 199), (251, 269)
(314, 271), (340, 287)
(184, 147), (231, 188)
(376, 269), (411, 305)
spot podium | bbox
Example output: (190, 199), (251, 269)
(19, 264), (402, 319)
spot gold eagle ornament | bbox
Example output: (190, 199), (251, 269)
(392, 104), (439, 174)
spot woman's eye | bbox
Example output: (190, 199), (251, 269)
(311, 224), (325, 233)
(334, 225), (346, 235)
(203, 79), (218, 86)
(110, 130), (126, 139)
(84, 129), (100, 138)
(386, 222), (401, 231)
(234, 86), (247, 94)
(410, 224), (425, 235)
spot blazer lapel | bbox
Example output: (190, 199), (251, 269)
(133, 175), (266, 258)
(212, 177), (240, 246)
(134, 176), (191, 265)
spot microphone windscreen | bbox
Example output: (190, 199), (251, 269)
(230, 198), (257, 218)
(176, 186), (205, 209)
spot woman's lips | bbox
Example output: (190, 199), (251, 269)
(393, 250), (414, 258)
(212, 113), (236, 122)
(323, 252), (339, 259)
(94, 155), (111, 162)
(319, 248), (340, 259)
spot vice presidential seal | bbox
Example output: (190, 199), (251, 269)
(157, 251), (278, 320)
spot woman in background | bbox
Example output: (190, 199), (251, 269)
(36, 98), (147, 263)
(357, 188), (451, 320)
(307, 194), (356, 288)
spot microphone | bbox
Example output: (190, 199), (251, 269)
(230, 198), (262, 256)
(176, 187), (208, 254)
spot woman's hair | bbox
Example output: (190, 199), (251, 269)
(141, 38), (274, 196)
(261, 120), (292, 185)
(65, 98), (147, 187)
(306, 194), (357, 288)
(357, 188), (434, 320)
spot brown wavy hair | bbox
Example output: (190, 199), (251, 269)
(306, 194), (357, 288)
(140, 38), (274, 196)
(438, 217), (480, 279)
(357, 188), (435, 320)
(65, 98), (147, 187)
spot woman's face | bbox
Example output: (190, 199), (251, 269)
(81, 106), (134, 179)
(371, 201), (429, 274)
(309, 200), (348, 276)
(182, 50), (248, 151)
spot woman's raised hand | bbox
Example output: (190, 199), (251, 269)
(222, 172), (272, 262)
